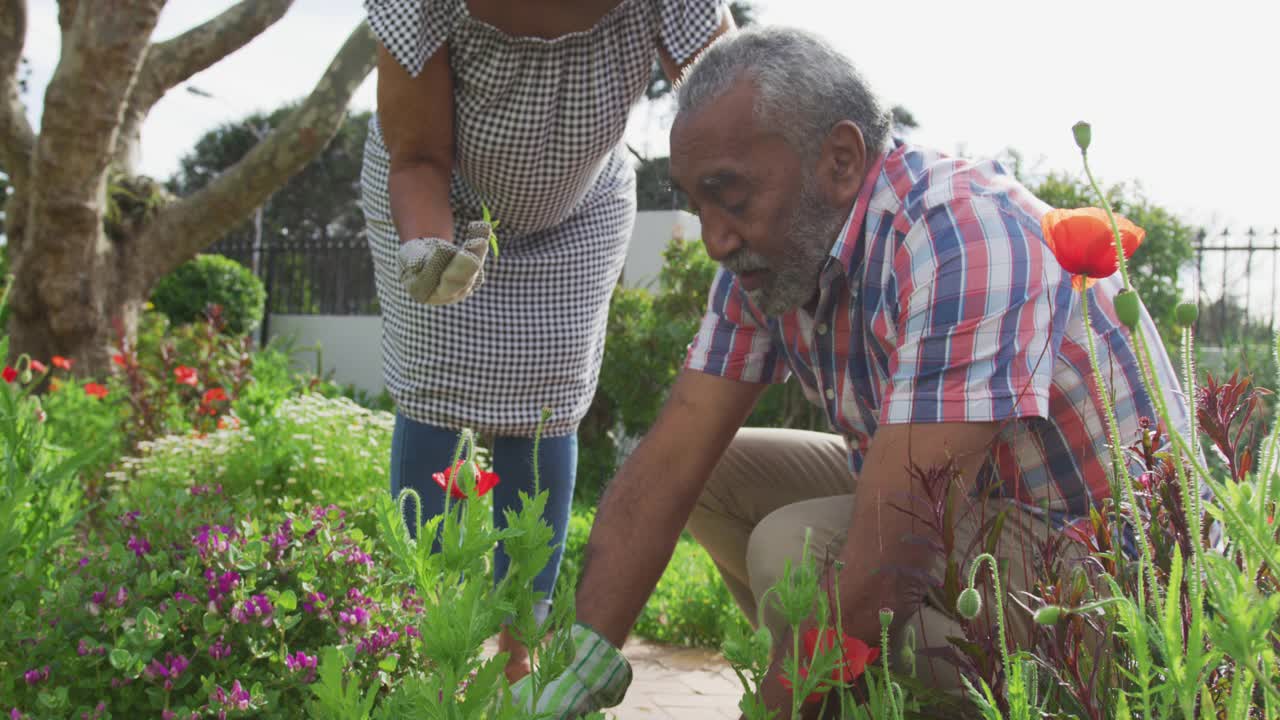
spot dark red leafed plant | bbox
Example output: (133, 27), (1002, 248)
(1195, 370), (1270, 481)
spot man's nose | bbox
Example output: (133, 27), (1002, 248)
(700, 213), (743, 263)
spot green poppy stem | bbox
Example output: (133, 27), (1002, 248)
(1080, 151), (1133, 292)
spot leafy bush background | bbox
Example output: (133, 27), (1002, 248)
(151, 254), (266, 335)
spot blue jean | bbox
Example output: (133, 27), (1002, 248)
(389, 414), (576, 620)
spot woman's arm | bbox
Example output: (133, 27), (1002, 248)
(375, 40), (456, 243)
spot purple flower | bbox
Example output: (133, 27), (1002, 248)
(356, 625), (402, 656)
(120, 510), (140, 528)
(284, 651), (318, 682)
(11, 708), (22, 720)
(22, 667), (49, 686)
(338, 606), (369, 628)
(230, 595), (273, 626)
(144, 653), (190, 691)
(126, 535), (151, 558)
(211, 680), (252, 711)
(78, 556), (90, 568)
(90, 589), (106, 605)
(162, 711), (176, 720)
(193, 525), (233, 559)
(301, 591), (328, 615)
(112, 586), (129, 608)
(209, 636), (232, 661)
(173, 590), (199, 605)
(204, 569), (240, 605)
(405, 625), (421, 640)
(338, 544), (373, 567)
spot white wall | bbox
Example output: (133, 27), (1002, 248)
(620, 210), (701, 290)
(269, 211), (704, 395)
(267, 315), (387, 395)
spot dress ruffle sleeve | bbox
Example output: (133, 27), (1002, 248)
(657, 0), (728, 66)
(365, 0), (463, 77)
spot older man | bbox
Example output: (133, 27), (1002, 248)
(521, 26), (1187, 719)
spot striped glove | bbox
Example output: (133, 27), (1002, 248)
(511, 623), (632, 719)
(397, 220), (492, 305)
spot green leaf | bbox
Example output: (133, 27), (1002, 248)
(377, 654), (398, 673)
(277, 589), (298, 612)
(137, 606), (160, 627)
(109, 648), (133, 671)
(203, 611), (224, 635)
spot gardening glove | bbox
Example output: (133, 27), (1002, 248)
(509, 622), (632, 719)
(397, 220), (492, 305)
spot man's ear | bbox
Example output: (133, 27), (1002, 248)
(816, 120), (867, 208)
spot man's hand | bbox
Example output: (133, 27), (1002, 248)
(509, 623), (632, 719)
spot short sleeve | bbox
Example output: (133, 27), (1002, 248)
(365, 0), (462, 77)
(658, 0), (728, 66)
(878, 196), (1069, 426)
(684, 267), (790, 384)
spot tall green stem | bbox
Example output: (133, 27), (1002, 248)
(1080, 152), (1133, 291)
(965, 553), (1014, 686)
(1081, 294), (1145, 611)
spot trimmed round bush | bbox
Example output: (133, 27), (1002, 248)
(151, 254), (266, 335)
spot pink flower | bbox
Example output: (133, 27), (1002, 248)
(285, 651), (318, 682)
(302, 592), (328, 614)
(22, 667), (49, 686)
(209, 637), (233, 661)
(126, 535), (151, 558)
(51, 356), (72, 370)
(230, 595), (273, 626)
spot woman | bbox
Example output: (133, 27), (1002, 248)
(361, 0), (734, 682)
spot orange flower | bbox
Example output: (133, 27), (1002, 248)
(84, 383), (109, 399)
(174, 366), (199, 387)
(1041, 207), (1144, 290)
(779, 628), (880, 704)
(432, 460), (500, 500)
(52, 356), (73, 370)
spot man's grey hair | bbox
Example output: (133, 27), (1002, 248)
(675, 27), (891, 164)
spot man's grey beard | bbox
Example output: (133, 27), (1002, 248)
(726, 177), (846, 316)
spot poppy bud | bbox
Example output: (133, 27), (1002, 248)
(1072, 121), (1092, 152)
(956, 588), (982, 620)
(1175, 302), (1198, 328)
(1114, 290), (1140, 331)
(19, 369), (32, 384)
(1033, 605), (1064, 625)
(879, 608), (894, 628)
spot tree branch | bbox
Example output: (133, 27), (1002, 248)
(0, 0), (34, 185)
(134, 0), (295, 109)
(142, 21), (376, 283)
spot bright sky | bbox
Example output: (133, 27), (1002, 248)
(21, 0), (1279, 236)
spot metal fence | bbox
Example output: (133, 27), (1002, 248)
(1191, 227), (1280, 349)
(208, 232), (380, 339)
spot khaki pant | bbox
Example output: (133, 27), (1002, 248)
(685, 427), (1080, 692)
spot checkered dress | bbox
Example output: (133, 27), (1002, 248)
(686, 139), (1191, 525)
(361, 0), (726, 436)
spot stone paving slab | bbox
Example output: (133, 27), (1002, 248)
(605, 638), (742, 720)
(483, 637), (743, 719)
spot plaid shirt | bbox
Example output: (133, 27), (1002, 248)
(685, 139), (1188, 522)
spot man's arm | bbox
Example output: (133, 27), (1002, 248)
(753, 420), (1001, 718)
(574, 368), (766, 647)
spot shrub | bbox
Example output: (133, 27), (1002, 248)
(151, 254), (266, 336)
(0, 482), (425, 719)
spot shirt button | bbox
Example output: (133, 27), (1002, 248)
(816, 323), (829, 335)
(825, 388), (835, 400)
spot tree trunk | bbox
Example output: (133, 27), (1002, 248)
(3, 2), (375, 375)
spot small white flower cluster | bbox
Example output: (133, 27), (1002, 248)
(115, 394), (395, 496)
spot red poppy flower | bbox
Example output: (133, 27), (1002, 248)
(175, 366), (199, 387)
(84, 383), (109, 399)
(2, 366), (16, 383)
(1041, 207), (1144, 291)
(52, 356), (73, 370)
(30, 360), (47, 374)
(111, 354), (127, 368)
(432, 460), (500, 500)
(779, 628), (879, 704)
(202, 387), (228, 404)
